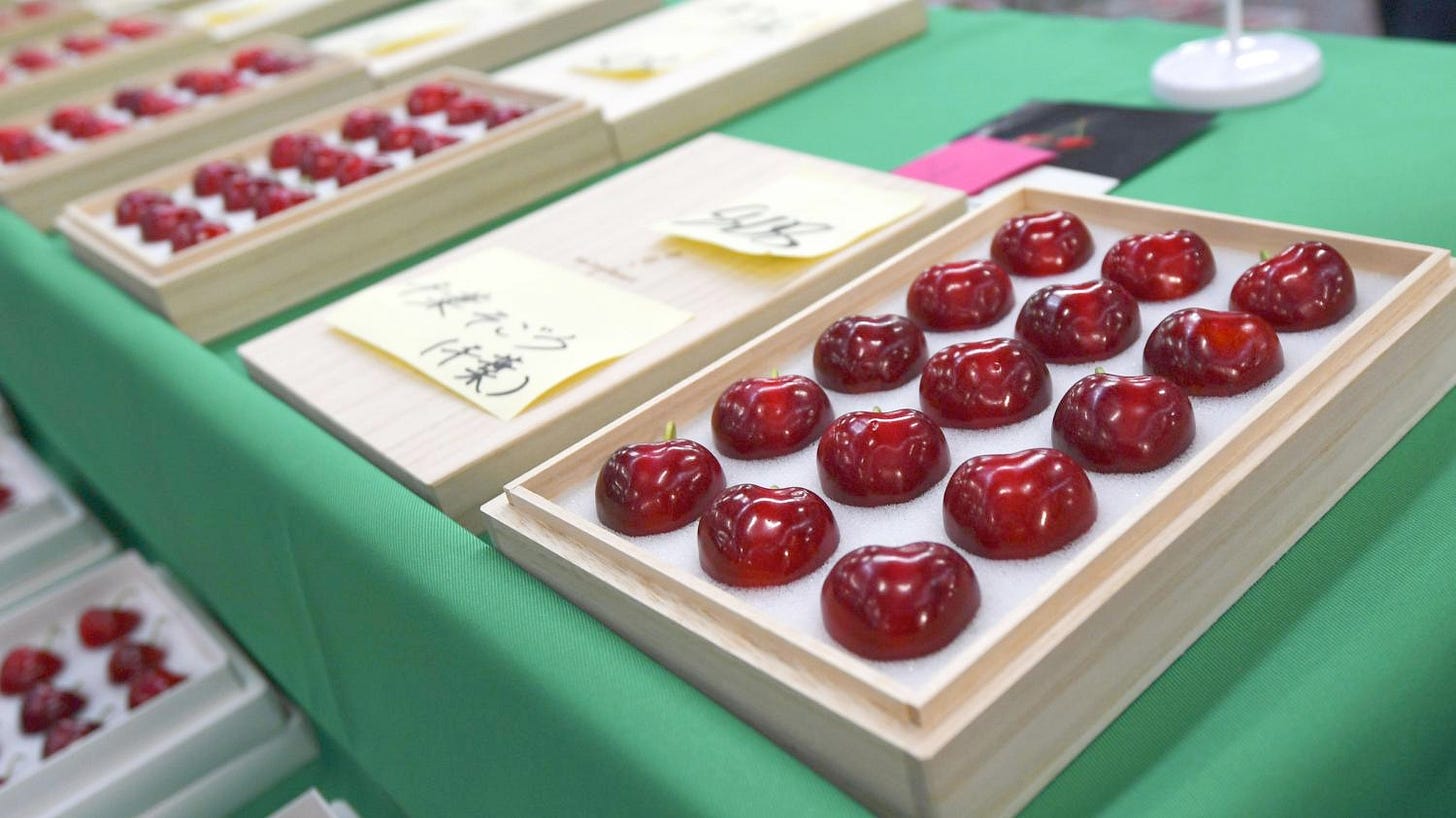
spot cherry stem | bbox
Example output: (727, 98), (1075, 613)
(872, 405), (882, 413)
(1259, 249), (1270, 261)
(1094, 366), (1106, 375)
(770, 368), (779, 378)
(663, 421), (676, 441)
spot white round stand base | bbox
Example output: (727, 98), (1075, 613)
(1152, 32), (1322, 109)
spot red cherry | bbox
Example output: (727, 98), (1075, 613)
(335, 154), (392, 187)
(0, 128), (49, 163)
(107, 18), (164, 39)
(943, 448), (1097, 559)
(221, 173), (268, 212)
(115, 189), (170, 226)
(60, 33), (108, 55)
(267, 132), (321, 169)
(406, 82), (461, 116)
(0, 483), (12, 511)
(486, 104), (529, 127)
(42, 716), (102, 758)
(813, 314), (927, 393)
(816, 408), (949, 507)
(340, 108), (390, 141)
(1101, 229), (1216, 301)
(1144, 308), (1284, 397)
(139, 204), (201, 243)
(79, 606), (142, 647)
(49, 104), (92, 134)
(175, 67), (244, 96)
(12, 47), (59, 72)
(68, 113), (125, 140)
(821, 542), (979, 661)
(445, 95), (495, 125)
(192, 160), (247, 196)
(905, 258), (1014, 331)
(170, 219), (228, 251)
(411, 131), (460, 157)
(375, 123), (428, 152)
(711, 374), (832, 460)
(114, 87), (183, 117)
(697, 484), (839, 587)
(108, 641), (167, 684)
(18, 2), (54, 18)
(595, 434), (726, 536)
(299, 143), (348, 180)
(21, 683), (86, 733)
(254, 186), (313, 218)
(1, 646), (64, 695)
(991, 210), (1095, 276)
(1015, 279), (1141, 364)
(128, 667), (184, 709)
(230, 46), (268, 71)
(1052, 372), (1195, 473)
(919, 338), (1051, 429)
(252, 50), (309, 75)
(1231, 241), (1356, 331)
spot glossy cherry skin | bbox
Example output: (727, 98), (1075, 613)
(21, 683), (86, 734)
(299, 143), (348, 181)
(139, 205), (200, 243)
(697, 485), (839, 587)
(1, 646), (63, 695)
(254, 186), (313, 219)
(341, 108), (390, 141)
(376, 123), (428, 153)
(128, 667), (185, 709)
(170, 219), (228, 251)
(813, 315), (927, 393)
(61, 33), (108, 55)
(711, 374), (832, 460)
(1231, 241), (1356, 331)
(991, 210), (1095, 276)
(943, 448), (1097, 559)
(412, 131), (460, 157)
(108, 17), (163, 39)
(446, 95), (495, 125)
(1101, 229), (1216, 301)
(108, 641), (166, 684)
(1144, 308), (1284, 397)
(596, 438), (726, 536)
(192, 160), (247, 197)
(821, 542), (979, 661)
(816, 409), (950, 506)
(220, 174), (267, 212)
(79, 606), (142, 648)
(1016, 279), (1141, 364)
(906, 258), (1015, 331)
(919, 338), (1051, 429)
(115, 190), (170, 226)
(406, 82), (461, 116)
(42, 717), (101, 758)
(1052, 373), (1195, 473)
(335, 154), (392, 187)
(267, 132), (322, 170)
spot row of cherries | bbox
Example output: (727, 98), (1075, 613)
(591, 211), (1358, 661)
(0, 47), (312, 164)
(3, 17), (165, 79)
(110, 82), (531, 253)
(0, 604), (185, 783)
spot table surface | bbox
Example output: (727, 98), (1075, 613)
(2, 7), (1456, 817)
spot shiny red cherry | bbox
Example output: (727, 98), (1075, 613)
(487, 104), (529, 126)
(375, 123), (428, 152)
(816, 409), (949, 506)
(69, 113), (125, 140)
(596, 432), (726, 536)
(711, 374), (832, 459)
(697, 484), (839, 587)
(905, 258), (1015, 331)
(21, 683), (86, 733)
(115, 189), (170, 226)
(1101, 229), (1216, 301)
(991, 210), (1095, 276)
(42, 716), (102, 758)
(1144, 308), (1284, 397)
(251, 50), (308, 75)
(128, 667), (184, 709)
(1, 646), (63, 695)
(108, 641), (166, 684)
(813, 314), (927, 393)
(1052, 372), (1194, 472)
(340, 108), (390, 141)
(219, 173), (265, 211)
(12, 47), (59, 72)
(406, 82), (462, 116)
(108, 17), (164, 39)
(170, 219), (228, 251)
(114, 87), (182, 117)
(267, 132), (322, 169)
(943, 448), (1097, 559)
(1016, 279), (1141, 364)
(175, 67), (243, 96)
(445, 95), (495, 125)
(411, 131), (460, 157)
(138, 204), (200, 243)
(299, 143), (348, 180)
(1231, 241), (1356, 331)
(48, 104), (92, 134)
(919, 338), (1051, 429)
(231, 46), (269, 71)
(79, 606), (142, 648)
(821, 542), (979, 661)
(335, 154), (392, 187)
(0, 129), (49, 163)
(192, 160), (247, 197)
(254, 186), (313, 218)
(60, 33), (108, 55)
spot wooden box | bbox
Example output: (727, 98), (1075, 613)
(56, 67), (615, 341)
(496, 0), (926, 160)
(482, 188), (1456, 817)
(0, 35), (371, 228)
(238, 133), (966, 530)
(0, 2), (94, 49)
(0, 13), (209, 118)
(313, 0), (659, 84)
(181, 0), (408, 42)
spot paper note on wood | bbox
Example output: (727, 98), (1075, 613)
(655, 172), (924, 259)
(327, 248), (693, 419)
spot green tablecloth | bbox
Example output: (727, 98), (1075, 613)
(2, 8), (1455, 817)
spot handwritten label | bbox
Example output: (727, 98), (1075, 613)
(655, 172), (924, 259)
(316, 0), (558, 67)
(327, 248), (692, 419)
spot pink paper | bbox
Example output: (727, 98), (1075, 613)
(894, 135), (1056, 195)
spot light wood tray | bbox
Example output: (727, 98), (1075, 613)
(312, 0), (659, 84)
(238, 133), (966, 530)
(57, 66), (616, 342)
(0, 13), (210, 117)
(182, 0), (404, 42)
(0, 2), (94, 49)
(497, 0), (926, 160)
(484, 187), (1456, 817)
(0, 34), (370, 228)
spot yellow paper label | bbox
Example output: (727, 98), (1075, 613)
(198, 1), (271, 26)
(655, 172), (924, 259)
(327, 248), (693, 420)
(364, 25), (466, 57)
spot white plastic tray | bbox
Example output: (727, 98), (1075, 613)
(268, 788), (361, 818)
